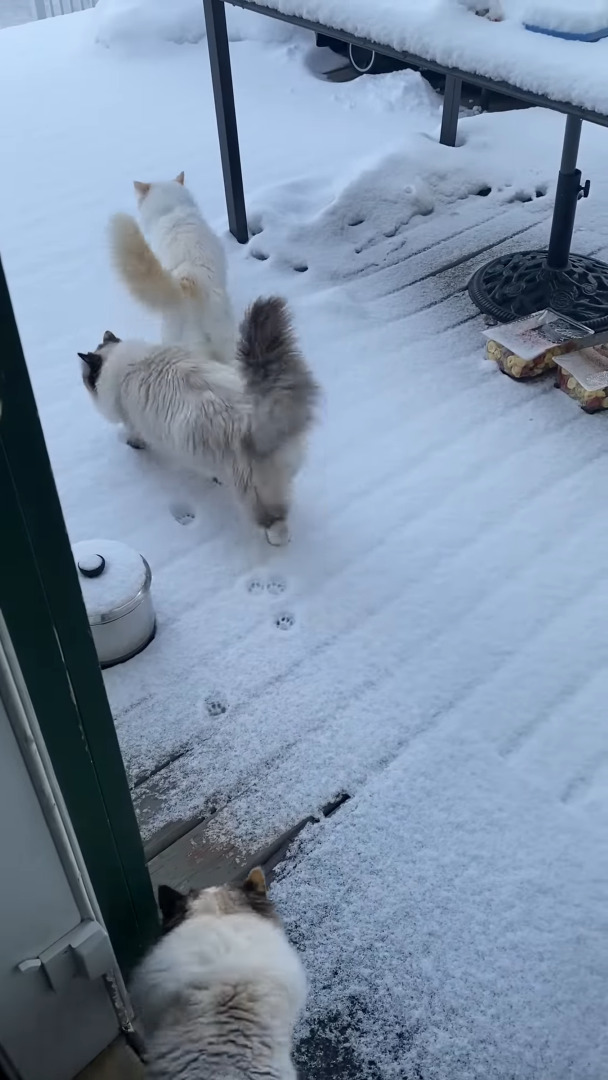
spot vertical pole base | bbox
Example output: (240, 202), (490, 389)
(546, 114), (584, 271)
(546, 169), (582, 270)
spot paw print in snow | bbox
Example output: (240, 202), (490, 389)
(275, 613), (295, 631)
(170, 502), (196, 525)
(205, 696), (227, 718)
(247, 578), (265, 595)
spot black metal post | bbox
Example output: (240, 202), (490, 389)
(546, 115), (584, 270)
(439, 75), (462, 147)
(203, 0), (249, 243)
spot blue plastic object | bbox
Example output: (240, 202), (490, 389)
(524, 22), (608, 42)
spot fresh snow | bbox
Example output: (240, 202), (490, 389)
(276, 727), (608, 1079)
(1, 4), (608, 1077)
(94, 0), (303, 47)
(249, 0), (608, 114)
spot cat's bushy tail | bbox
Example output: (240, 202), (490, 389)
(108, 212), (202, 311)
(238, 296), (318, 456)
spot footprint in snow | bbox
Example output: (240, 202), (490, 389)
(170, 502), (196, 526)
(247, 578), (265, 595)
(507, 186), (548, 204)
(266, 577), (286, 596)
(205, 696), (227, 718)
(246, 575), (287, 596)
(275, 612), (295, 631)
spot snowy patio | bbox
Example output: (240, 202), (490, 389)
(1, 1), (608, 1076)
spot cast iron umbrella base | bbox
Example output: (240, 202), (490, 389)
(469, 116), (608, 331)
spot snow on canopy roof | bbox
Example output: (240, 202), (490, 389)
(248, 0), (608, 117)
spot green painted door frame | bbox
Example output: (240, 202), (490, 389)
(0, 256), (158, 973)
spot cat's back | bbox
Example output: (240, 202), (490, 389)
(133, 915), (304, 1080)
(145, 186), (227, 282)
(116, 342), (246, 464)
(145, 991), (297, 1080)
(125, 343), (242, 401)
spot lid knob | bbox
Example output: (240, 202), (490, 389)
(77, 554), (106, 579)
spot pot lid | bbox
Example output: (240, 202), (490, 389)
(72, 539), (149, 620)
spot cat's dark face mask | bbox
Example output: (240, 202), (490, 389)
(78, 330), (120, 393)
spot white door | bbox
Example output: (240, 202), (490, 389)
(0, 637), (121, 1080)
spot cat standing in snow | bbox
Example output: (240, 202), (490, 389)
(78, 297), (318, 545)
(109, 172), (236, 362)
(129, 869), (307, 1080)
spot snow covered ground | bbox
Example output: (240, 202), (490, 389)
(1, 4), (608, 1077)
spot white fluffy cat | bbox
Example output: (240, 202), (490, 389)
(129, 870), (307, 1080)
(78, 297), (318, 545)
(109, 172), (236, 361)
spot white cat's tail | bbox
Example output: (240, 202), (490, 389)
(238, 296), (319, 456)
(108, 212), (201, 311)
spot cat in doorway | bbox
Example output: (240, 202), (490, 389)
(129, 869), (307, 1080)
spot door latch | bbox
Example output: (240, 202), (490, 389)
(17, 920), (114, 992)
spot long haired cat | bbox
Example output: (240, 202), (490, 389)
(78, 297), (318, 545)
(109, 172), (236, 361)
(130, 869), (307, 1080)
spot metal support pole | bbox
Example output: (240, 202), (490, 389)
(439, 75), (462, 147)
(203, 0), (249, 243)
(546, 115), (586, 271)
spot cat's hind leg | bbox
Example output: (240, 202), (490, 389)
(249, 456), (292, 546)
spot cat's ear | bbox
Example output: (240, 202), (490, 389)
(103, 330), (120, 345)
(243, 867), (267, 897)
(78, 351), (102, 371)
(175, 171), (185, 186)
(78, 352), (104, 392)
(241, 867), (275, 919)
(157, 884), (189, 931)
(133, 181), (151, 200)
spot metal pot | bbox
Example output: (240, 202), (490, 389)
(72, 539), (156, 668)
